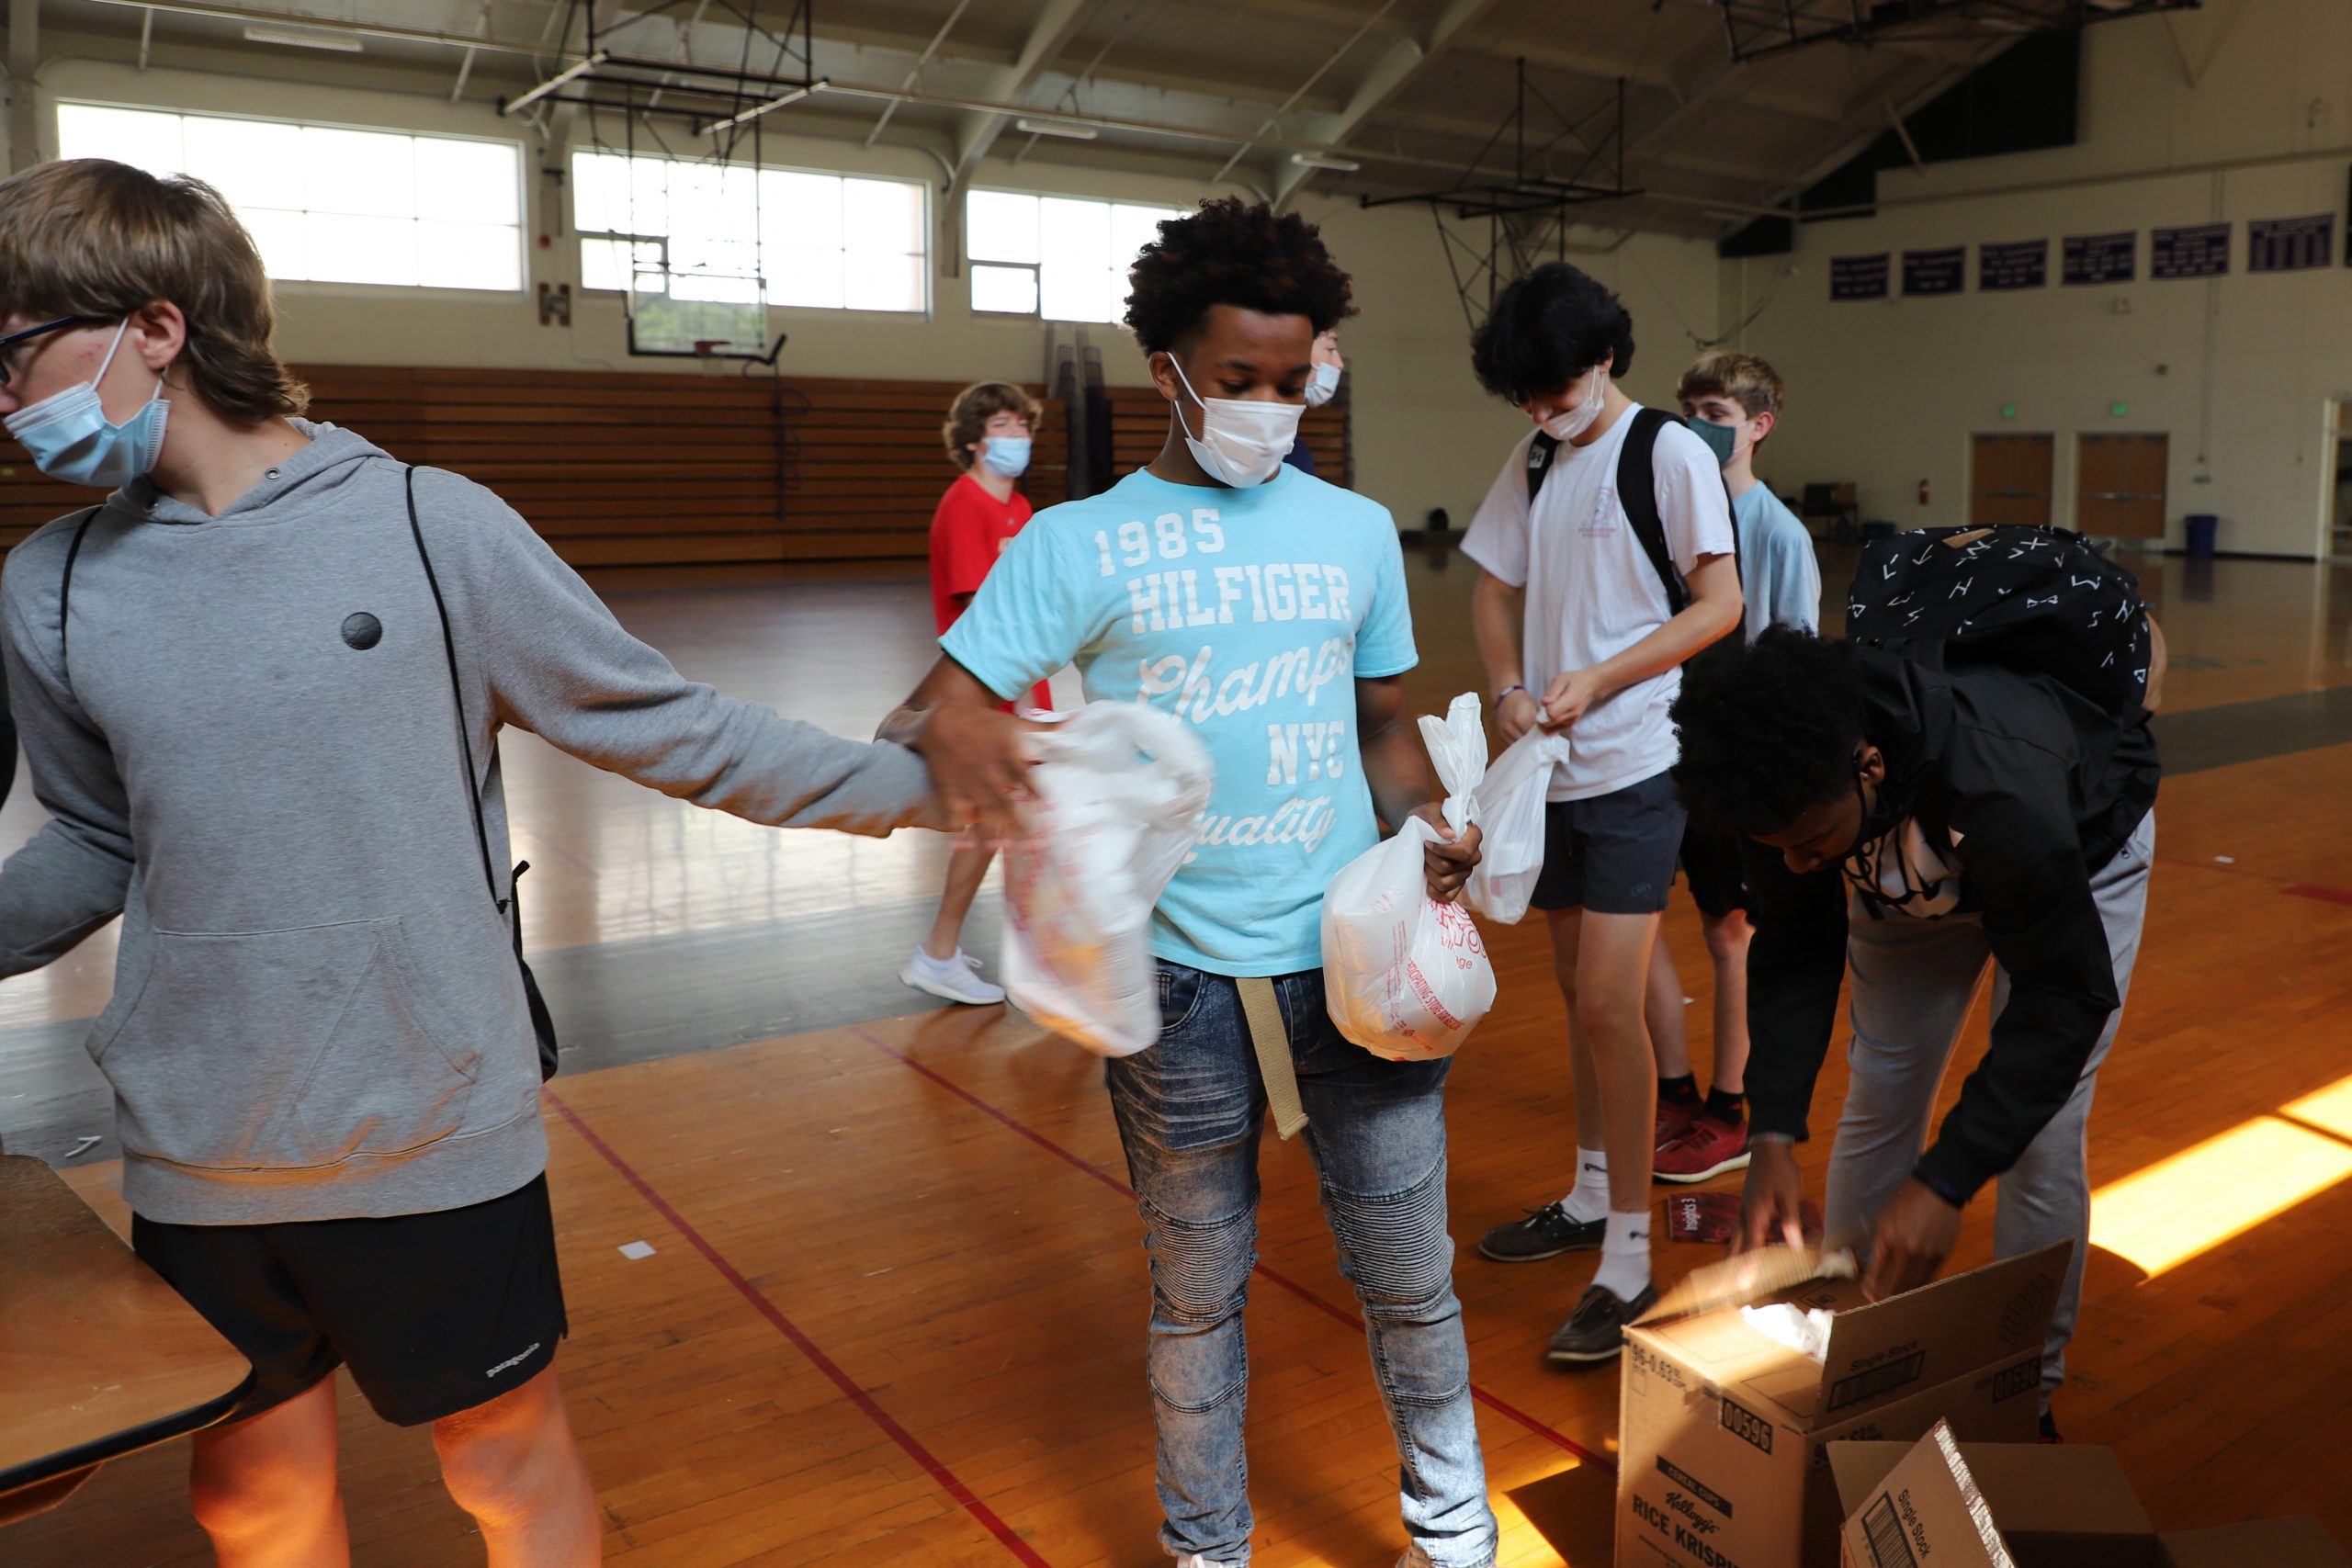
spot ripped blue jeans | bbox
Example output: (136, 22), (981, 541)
(1104, 963), (1497, 1568)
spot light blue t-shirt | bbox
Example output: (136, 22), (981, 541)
(1735, 482), (1823, 640)
(943, 464), (1417, 977)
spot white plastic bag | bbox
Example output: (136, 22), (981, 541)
(1001, 704), (1214, 1057)
(1464, 725), (1570, 926)
(1320, 694), (1498, 1061)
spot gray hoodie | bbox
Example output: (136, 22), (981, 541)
(0, 423), (941, 1224)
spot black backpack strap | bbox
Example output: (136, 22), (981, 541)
(402, 465), (509, 916)
(1614, 408), (1747, 621)
(404, 465), (560, 1078)
(1614, 406), (1691, 615)
(1524, 430), (1560, 502)
(55, 504), (106, 673)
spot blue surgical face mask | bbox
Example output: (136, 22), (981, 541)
(978, 434), (1031, 479)
(1684, 414), (1740, 468)
(4, 319), (170, 490)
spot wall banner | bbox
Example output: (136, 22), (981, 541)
(1902, 245), (1966, 296)
(2152, 221), (2232, 279)
(1831, 253), (1890, 300)
(1978, 239), (2048, 291)
(2063, 231), (2137, 285)
(2248, 213), (2332, 272)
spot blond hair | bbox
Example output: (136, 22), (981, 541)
(941, 380), (1043, 470)
(1677, 350), (1784, 422)
(0, 159), (308, 424)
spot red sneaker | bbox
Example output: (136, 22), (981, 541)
(1654, 1114), (1752, 1184)
(1655, 1097), (1702, 1156)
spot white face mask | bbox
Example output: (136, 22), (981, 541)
(1166, 355), (1302, 488)
(1303, 361), (1342, 408)
(1535, 362), (1609, 444)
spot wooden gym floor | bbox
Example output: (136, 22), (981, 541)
(5, 543), (2349, 1566)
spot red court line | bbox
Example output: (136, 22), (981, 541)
(2284, 884), (2352, 908)
(541, 1089), (1054, 1568)
(847, 1023), (1612, 1472)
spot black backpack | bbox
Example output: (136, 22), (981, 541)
(1843, 525), (2153, 716)
(1526, 405), (1738, 615)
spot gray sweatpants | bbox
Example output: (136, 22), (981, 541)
(1824, 810), (2154, 1404)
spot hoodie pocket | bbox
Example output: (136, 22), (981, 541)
(96, 919), (481, 1173)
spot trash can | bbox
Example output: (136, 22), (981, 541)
(2185, 513), (2219, 557)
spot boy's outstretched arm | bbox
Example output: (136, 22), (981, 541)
(881, 655), (1039, 846)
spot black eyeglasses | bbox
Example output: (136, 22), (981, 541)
(0, 317), (85, 389)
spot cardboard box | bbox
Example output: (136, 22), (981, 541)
(1616, 1243), (2068, 1568)
(1830, 1421), (2352, 1568)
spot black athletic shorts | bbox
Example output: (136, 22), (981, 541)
(131, 1174), (568, 1428)
(1678, 825), (1749, 919)
(1529, 769), (1686, 916)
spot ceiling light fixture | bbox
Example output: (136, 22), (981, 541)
(1014, 118), (1098, 141)
(243, 25), (363, 52)
(1291, 152), (1361, 173)
(502, 50), (610, 116)
(703, 81), (824, 135)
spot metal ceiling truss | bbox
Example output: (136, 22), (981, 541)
(1357, 58), (1643, 327)
(1716, 0), (2202, 64)
(501, 0), (821, 144)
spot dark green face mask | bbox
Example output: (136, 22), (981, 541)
(1684, 414), (1739, 468)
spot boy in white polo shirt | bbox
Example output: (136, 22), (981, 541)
(1462, 264), (1741, 1363)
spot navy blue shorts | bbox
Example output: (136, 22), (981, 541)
(1529, 770), (1686, 916)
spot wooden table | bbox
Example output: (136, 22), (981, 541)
(0, 1155), (252, 1512)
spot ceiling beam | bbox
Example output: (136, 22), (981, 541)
(863, 0), (971, 146)
(1272, 0), (1510, 206)
(1622, 33), (1758, 164)
(1453, 33), (1851, 125)
(946, 0), (1101, 195)
(541, 0), (631, 152)
(1752, 40), (2003, 217)
(1649, 147), (1802, 182)
(8, 0), (42, 174)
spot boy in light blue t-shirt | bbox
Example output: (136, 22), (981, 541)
(1645, 351), (1824, 1188)
(889, 197), (1498, 1568)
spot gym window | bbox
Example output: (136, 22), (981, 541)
(56, 103), (524, 292)
(966, 191), (1185, 323)
(571, 152), (926, 314)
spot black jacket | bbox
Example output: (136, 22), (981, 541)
(1743, 647), (2159, 1202)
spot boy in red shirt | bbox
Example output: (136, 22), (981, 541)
(905, 380), (1049, 1004)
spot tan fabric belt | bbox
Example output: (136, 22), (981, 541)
(1237, 977), (1307, 1140)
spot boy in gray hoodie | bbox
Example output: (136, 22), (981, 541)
(0, 159), (1023, 1565)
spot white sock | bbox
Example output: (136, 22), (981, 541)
(1594, 1209), (1653, 1302)
(1561, 1147), (1611, 1223)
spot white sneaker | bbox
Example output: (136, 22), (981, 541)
(900, 946), (1006, 1006)
(1175, 1557), (1239, 1568)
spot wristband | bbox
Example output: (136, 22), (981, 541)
(1498, 683), (1527, 705)
(1910, 1160), (1966, 1208)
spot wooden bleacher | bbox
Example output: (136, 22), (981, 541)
(1102, 385), (1349, 488)
(0, 367), (1069, 570)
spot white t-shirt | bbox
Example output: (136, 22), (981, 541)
(1462, 406), (1736, 802)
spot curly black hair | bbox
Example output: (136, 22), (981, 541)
(1469, 262), (1636, 403)
(1124, 197), (1356, 354)
(1670, 627), (1866, 837)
